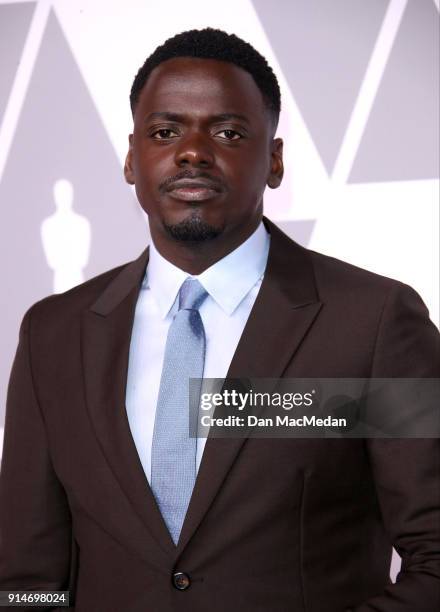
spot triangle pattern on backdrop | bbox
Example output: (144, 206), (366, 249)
(350, 0), (440, 182)
(251, 0), (389, 176)
(0, 2), (36, 126)
(0, 9), (147, 421)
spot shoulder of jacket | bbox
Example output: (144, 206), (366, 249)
(305, 247), (410, 297)
(25, 259), (133, 323)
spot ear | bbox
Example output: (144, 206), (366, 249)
(124, 134), (135, 185)
(267, 137), (284, 189)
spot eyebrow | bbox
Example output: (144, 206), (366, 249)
(144, 112), (250, 124)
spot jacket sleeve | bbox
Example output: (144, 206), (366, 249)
(354, 282), (440, 612)
(0, 306), (75, 610)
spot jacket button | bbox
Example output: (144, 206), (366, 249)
(172, 571), (191, 590)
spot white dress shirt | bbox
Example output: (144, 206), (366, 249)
(125, 222), (270, 483)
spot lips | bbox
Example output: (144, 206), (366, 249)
(166, 178), (222, 202)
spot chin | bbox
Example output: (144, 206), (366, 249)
(163, 210), (225, 243)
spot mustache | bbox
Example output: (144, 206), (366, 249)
(159, 170), (226, 193)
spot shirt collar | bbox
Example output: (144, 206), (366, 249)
(146, 221), (270, 319)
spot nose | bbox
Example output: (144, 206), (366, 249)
(174, 131), (215, 169)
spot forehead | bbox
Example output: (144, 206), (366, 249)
(135, 57), (266, 119)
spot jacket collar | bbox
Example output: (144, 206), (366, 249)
(90, 217), (319, 317)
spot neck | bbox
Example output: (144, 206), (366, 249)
(151, 219), (262, 275)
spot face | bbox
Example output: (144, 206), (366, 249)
(125, 57), (283, 246)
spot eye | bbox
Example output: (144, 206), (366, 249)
(151, 128), (179, 139)
(216, 129), (243, 141)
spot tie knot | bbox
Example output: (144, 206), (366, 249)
(178, 278), (208, 311)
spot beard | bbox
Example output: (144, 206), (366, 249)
(163, 211), (224, 243)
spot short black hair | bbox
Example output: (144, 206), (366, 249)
(130, 28), (281, 128)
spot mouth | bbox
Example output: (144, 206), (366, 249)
(166, 179), (223, 202)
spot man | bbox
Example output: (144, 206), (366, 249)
(0, 28), (439, 612)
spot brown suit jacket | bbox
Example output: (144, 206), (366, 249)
(0, 218), (439, 612)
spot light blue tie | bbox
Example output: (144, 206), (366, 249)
(151, 278), (208, 545)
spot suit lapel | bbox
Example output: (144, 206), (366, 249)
(176, 218), (323, 553)
(81, 248), (176, 560)
(81, 219), (322, 560)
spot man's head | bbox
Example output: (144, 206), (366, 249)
(129, 28), (281, 133)
(124, 28), (284, 253)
